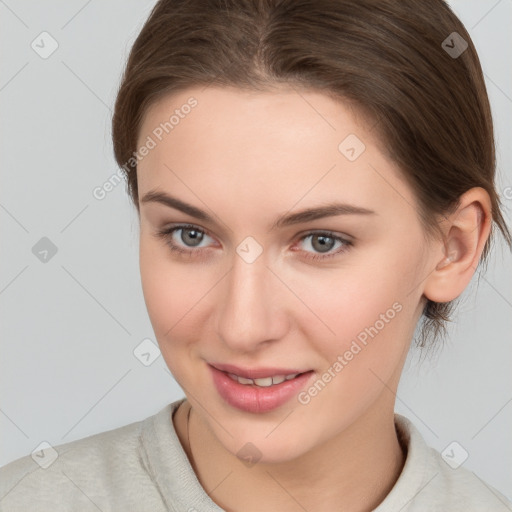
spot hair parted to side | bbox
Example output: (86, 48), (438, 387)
(112, 0), (512, 354)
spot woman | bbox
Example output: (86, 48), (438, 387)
(1, 0), (511, 510)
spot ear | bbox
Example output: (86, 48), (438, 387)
(423, 187), (492, 303)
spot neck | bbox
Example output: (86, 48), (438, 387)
(175, 393), (406, 512)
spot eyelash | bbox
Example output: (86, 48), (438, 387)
(154, 223), (353, 262)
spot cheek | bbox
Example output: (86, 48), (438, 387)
(312, 289), (406, 377)
(298, 257), (412, 386)
(294, 288), (409, 431)
(139, 240), (188, 344)
(139, 235), (206, 326)
(139, 238), (215, 371)
(296, 257), (404, 340)
(139, 262), (193, 388)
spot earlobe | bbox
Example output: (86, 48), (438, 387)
(422, 187), (492, 304)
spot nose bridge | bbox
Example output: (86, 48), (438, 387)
(215, 246), (286, 351)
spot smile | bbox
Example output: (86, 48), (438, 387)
(226, 372), (302, 387)
(209, 364), (315, 413)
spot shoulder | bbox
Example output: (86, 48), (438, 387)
(376, 414), (512, 512)
(424, 444), (512, 511)
(0, 403), (178, 512)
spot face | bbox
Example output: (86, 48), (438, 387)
(136, 85), (434, 463)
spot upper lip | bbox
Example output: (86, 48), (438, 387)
(209, 362), (311, 379)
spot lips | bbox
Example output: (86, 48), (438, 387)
(208, 363), (315, 413)
(209, 362), (310, 380)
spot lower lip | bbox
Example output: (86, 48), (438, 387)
(209, 365), (315, 413)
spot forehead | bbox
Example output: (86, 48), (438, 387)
(138, 84), (371, 148)
(136, 85), (416, 219)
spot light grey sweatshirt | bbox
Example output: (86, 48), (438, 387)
(1, 398), (511, 511)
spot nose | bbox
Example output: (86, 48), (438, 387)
(215, 247), (289, 354)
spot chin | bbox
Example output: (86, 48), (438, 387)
(207, 416), (318, 466)
(232, 437), (310, 466)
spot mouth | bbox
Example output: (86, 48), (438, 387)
(208, 363), (315, 413)
(224, 371), (309, 387)
(208, 361), (311, 380)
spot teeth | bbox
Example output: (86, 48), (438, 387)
(227, 372), (300, 387)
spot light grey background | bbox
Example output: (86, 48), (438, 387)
(1, 0), (511, 502)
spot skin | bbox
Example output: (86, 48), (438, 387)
(136, 84), (492, 512)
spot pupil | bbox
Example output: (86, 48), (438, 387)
(182, 229), (203, 247)
(312, 235), (334, 253)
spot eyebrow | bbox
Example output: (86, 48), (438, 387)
(140, 190), (376, 231)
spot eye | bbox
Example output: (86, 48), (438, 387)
(294, 231), (353, 261)
(154, 224), (353, 262)
(154, 224), (215, 259)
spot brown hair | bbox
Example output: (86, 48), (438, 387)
(111, 0), (512, 354)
